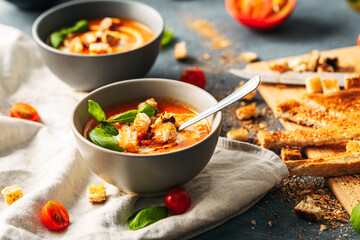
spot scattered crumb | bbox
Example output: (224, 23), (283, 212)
(268, 221), (274, 227)
(241, 51), (258, 62)
(251, 220), (256, 225)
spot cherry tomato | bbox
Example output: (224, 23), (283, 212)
(10, 102), (40, 122)
(179, 67), (206, 89)
(41, 200), (70, 230)
(225, 0), (297, 30)
(165, 187), (191, 214)
(358, 34), (360, 47)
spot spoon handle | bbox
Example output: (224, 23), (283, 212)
(178, 75), (261, 131)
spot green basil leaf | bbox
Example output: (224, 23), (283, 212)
(161, 28), (174, 47)
(69, 19), (90, 33)
(49, 19), (89, 48)
(128, 206), (168, 231)
(88, 127), (125, 151)
(88, 100), (106, 123)
(108, 109), (138, 124)
(101, 122), (119, 136)
(138, 103), (158, 118)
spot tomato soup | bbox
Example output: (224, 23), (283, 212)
(58, 17), (154, 55)
(84, 98), (211, 154)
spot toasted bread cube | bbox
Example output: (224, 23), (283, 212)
(241, 51), (258, 62)
(235, 81), (256, 101)
(346, 140), (360, 152)
(152, 122), (177, 143)
(321, 78), (340, 94)
(269, 60), (289, 73)
(236, 103), (258, 120)
(294, 200), (323, 222)
(89, 43), (111, 54)
(305, 76), (322, 93)
(307, 50), (320, 72)
(227, 128), (248, 141)
(88, 184), (106, 203)
(1, 185), (23, 206)
(131, 113), (151, 138)
(281, 148), (302, 160)
(174, 41), (187, 60)
(345, 75), (360, 89)
(292, 63), (307, 72)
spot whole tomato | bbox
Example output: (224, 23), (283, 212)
(165, 187), (191, 214)
(225, 0), (297, 30)
(179, 67), (206, 89)
(10, 102), (40, 122)
(41, 200), (70, 230)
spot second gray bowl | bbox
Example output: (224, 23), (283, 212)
(32, 0), (164, 91)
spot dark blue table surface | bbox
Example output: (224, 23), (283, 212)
(1, 0), (360, 239)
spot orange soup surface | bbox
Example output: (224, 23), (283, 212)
(84, 98), (211, 154)
(60, 17), (154, 55)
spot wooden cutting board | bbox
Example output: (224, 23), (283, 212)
(246, 46), (360, 215)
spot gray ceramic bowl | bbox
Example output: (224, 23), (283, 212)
(32, 0), (164, 91)
(71, 79), (222, 196)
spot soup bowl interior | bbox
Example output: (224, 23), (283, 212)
(32, 0), (164, 91)
(71, 79), (222, 196)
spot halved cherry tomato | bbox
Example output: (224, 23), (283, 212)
(225, 0), (297, 30)
(165, 187), (191, 214)
(41, 200), (70, 230)
(10, 102), (40, 122)
(179, 67), (206, 89)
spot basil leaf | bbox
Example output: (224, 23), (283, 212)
(138, 103), (158, 118)
(161, 28), (174, 47)
(88, 127), (125, 152)
(49, 19), (89, 48)
(108, 109), (138, 124)
(88, 100), (106, 122)
(69, 19), (90, 33)
(128, 206), (168, 231)
(101, 122), (119, 136)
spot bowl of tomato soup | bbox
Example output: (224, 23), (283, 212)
(32, 0), (164, 91)
(71, 79), (222, 196)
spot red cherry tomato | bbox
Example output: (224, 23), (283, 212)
(165, 187), (191, 214)
(225, 0), (297, 30)
(179, 67), (206, 89)
(10, 102), (40, 122)
(41, 200), (70, 230)
(358, 34), (360, 47)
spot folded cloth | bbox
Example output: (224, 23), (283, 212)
(0, 24), (288, 239)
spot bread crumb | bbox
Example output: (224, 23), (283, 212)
(320, 224), (327, 231)
(269, 60), (289, 73)
(203, 53), (211, 60)
(294, 200), (323, 222)
(268, 221), (274, 227)
(251, 220), (256, 225)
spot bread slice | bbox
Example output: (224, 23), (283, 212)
(257, 124), (360, 149)
(283, 150), (360, 177)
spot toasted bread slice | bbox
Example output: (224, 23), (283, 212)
(283, 150), (360, 177)
(257, 124), (360, 149)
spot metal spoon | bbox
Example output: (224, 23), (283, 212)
(178, 75), (261, 131)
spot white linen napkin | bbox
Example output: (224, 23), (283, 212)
(0, 24), (288, 240)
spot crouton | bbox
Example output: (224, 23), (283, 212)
(345, 75), (360, 89)
(152, 122), (178, 143)
(241, 52), (258, 62)
(305, 76), (322, 94)
(118, 128), (139, 152)
(236, 103), (258, 120)
(269, 60), (289, 73)
(294, 200), (323, 222)
(99, 17), (122, 31)
(131, 113), (151, 138)
(321, 78), (340, 95)
(88, 184), (106, 203)
(174, 41), (187, 60)
(1, 185), (23, 206)
(89, 43), (111, 54)
(138, 98), (158, 109)
(307, 50), (320, 72)
(226, 128), (248, 141)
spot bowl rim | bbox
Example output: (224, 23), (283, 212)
(32, 0), (164, 58)
(71, 78), (222, 158)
